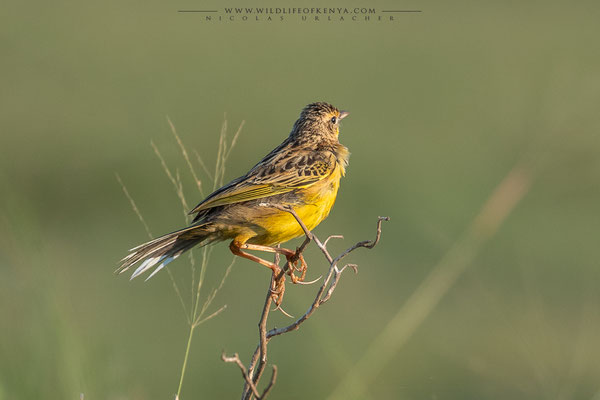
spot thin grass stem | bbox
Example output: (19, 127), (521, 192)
(120, 116), (243, 398)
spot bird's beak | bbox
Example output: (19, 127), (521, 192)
(339, 110), (349, 120)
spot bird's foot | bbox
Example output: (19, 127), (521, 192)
(285, 251), (308, 283)
(269, 267), (286, 306)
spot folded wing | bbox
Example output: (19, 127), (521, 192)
(189, 150), (337, 216)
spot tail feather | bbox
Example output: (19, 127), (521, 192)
(117, 224), (213, 280)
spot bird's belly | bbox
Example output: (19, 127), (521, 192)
(247, 168), (341, 246)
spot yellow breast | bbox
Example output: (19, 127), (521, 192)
(248, 164), (343, 246)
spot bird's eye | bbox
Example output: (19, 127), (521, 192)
(331, 116), (337, 124)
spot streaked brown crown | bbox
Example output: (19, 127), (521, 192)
(300, 102), (340, 120)
(290, 102), (343, 145)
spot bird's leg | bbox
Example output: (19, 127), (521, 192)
(239, 243), (296, 258)
(230, 241), (281, 272)
(240, 243), (308, 284)
(229, 241), (286, 305)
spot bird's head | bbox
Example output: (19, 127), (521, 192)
(291, 102), (349, 143)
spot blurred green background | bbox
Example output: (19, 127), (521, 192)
(2, 0), (600, 399)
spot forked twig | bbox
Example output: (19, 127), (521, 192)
(221, 352), (261, 399)
(221, 206), (389, 400)
(221, 351), (277, 399)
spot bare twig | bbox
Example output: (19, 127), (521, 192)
(223, 208), (388, 400)
(260, 365), (278, 399)
(222, 353), (262, 399)
(222, 352), (278, 400)
(266, 213), (389, 339)
(242, 285), (273, 398)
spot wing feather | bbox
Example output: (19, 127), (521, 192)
(189, 149), (336, 214)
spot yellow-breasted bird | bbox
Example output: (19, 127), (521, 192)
(117, 102), (349, 300)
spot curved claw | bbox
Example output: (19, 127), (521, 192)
(272, 303), (294, 318)
(294, 275), (322, 285)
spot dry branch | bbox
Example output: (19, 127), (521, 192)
(221, 208), (389, 400)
